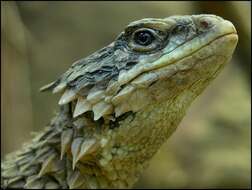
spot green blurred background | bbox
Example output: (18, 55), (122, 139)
(1, 1), (251, 188)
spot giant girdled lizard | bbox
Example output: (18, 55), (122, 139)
(1, 14), (238, 189)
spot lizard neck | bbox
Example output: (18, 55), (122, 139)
(93, 87), (201, 188)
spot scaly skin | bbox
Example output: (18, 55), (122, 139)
(1, 14), (238, 189)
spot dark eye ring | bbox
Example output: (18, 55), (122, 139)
(133, 29), (155, 46)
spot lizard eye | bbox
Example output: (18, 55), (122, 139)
(128, 28), (162, 52)
(133, 30), (154, 46)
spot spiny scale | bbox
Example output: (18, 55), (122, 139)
(58, 89), (77, 105)
(38, 153), (57, 177)
(71, 138), (83, 170)
(73, 98), (92, 118)
(92, 101), (113, 120)
(39, 81), (56, 92)
(115, 102), (131, 117)
(60, 129), (74, 159)
(53, 82), (67, 94)
(86, 89), (105, 104)
(111, 85), (135, 105)
(67, 170), (85, 189)
(76, 138), (98, 162)
(131, 72), (158, 88)
(24, 175), (42, 189)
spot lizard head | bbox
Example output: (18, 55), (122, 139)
(40, 14), (238, 123)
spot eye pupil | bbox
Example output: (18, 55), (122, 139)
(134, 30), (154, 46)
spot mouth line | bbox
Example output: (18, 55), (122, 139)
(167, 32), (237, 62)
(169, 31), (237, 57)
(157, 31), (237, 67)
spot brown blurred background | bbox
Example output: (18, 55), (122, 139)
(1, 1), (251, 188)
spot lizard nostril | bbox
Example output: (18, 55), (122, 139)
(200, 20), (209, 28)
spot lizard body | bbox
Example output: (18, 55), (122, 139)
(1, 14), (238, 189)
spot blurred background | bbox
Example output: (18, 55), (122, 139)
(1, 1), (251, 188)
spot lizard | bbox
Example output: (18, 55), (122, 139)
(1, 14), (238, 189)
